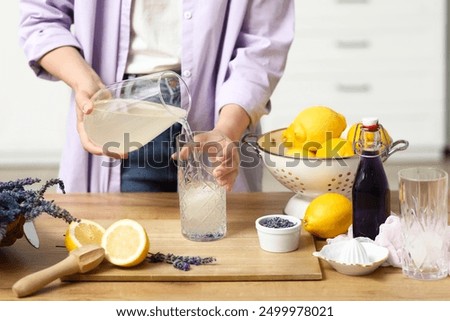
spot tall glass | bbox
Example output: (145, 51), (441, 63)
(176, 131), (227, 241)
(84, 71), (191, 155)
(398, 167), (448, 280)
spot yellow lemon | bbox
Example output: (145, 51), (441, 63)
(284, 146), (317, 158)
(315, 138), (355, 158)
(346, 122), (393, 147)
(101, 219), (150, 267)
(283, 106), (347, 153)
(303, 193), (352, 239)
(65, 219), (106, 252)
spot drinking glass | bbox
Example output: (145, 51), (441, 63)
(84, 71), (191, 155)
(176, 131), (227, 241)
(398, 167), (449, 280)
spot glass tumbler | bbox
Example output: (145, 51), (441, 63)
(398, 167), (449, 280)
(176, 131), (227, 241)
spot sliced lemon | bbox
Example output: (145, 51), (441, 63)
(64, 219), (106, 252)
(101, 219), (150, 267)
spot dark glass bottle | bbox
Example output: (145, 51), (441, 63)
(351, 117), (390, 240)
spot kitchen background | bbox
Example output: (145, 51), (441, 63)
(0, 0), (448, 192)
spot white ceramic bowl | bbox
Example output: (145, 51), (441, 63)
(255, 214), (301, 253)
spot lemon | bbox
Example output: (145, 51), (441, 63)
(282, 106), (347, 153)
(346, 122), (392, 148)
(65, 219), (106, 252)
(284, 146), (317, 158)
(303, 193), (352, 239)
(315, 138), (355, 158)
(101, 219), (150, 267)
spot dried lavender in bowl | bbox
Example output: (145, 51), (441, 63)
(259, 216), (296, 229)
(0, 177), (79, 245)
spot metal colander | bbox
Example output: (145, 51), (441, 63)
(242, 128), (408, 218)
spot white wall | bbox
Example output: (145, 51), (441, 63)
(0, 1), (70, 166)
(263, 0), (447, 161)
(1, 1), (447, 170)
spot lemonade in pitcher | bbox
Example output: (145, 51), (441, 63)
(84, 98), (187, 155)
(83, 71), (191, 155)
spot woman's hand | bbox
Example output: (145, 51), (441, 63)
(212, 104), (251, 191)
(72, 77), (108, 157)
(210, 131), (239, 192)
(73, 77), (129, 159)
(38, 46), (126, 159)
(172, 130), (239, 192)
(174, 104), (249, 191)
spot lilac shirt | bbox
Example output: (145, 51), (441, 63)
(19, 0), (295, 193)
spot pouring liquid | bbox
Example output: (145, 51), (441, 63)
(84, 98), (188, 154)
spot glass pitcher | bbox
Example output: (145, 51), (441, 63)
(84, 71), (191, 155)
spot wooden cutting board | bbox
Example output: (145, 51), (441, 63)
(0, 218), (322, 285)
(62, 218), (322, 282)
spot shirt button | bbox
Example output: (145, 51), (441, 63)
(184, 11), (192, 19)
(183, 70), (192, 78)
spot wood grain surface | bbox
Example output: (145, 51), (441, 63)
(62, 219), (321, 282)
(1, 192), (320, 283)
(1, 192), (449, 301)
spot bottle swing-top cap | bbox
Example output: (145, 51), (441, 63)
(353, 117), (382, 156)
(354, 117), (409, 162)
(361, 117), (379, 129)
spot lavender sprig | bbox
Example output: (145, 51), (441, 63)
(0, 177), (41, 192)
(147, 252), (217, 271)
(172, 259), (191, 271)
(0, 177), (78, 244)
(0, 193), (21, 223)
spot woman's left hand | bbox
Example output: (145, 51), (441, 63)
(210, 131), (239, 192)
(172, 130), (239, 192)
(212, 103), (251, 191)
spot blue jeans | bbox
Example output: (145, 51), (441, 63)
(120, 73), (182, 192)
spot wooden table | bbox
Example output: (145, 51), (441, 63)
(1, 192), (449, 301)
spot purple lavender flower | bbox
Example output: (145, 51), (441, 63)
(173, 259), (191, 271)
(147, 252), (216, 272)
(260, 216), (296, 229)
(0, 177), (78, 244)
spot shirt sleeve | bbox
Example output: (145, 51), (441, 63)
(215, 0), (295, 129)
(18, 0), (81, 80)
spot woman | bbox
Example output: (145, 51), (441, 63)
(18, 0), (295, 193)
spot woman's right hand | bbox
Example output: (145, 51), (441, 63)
(74, 75), (130, 159)
(38, 46), (126, 159)
(72, 75), (107, 156)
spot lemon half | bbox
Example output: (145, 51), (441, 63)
(65, 219), (106, 252)
(101, 219), (150, 267)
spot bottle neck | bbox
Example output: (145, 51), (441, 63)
(355, 125), (383, 157)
